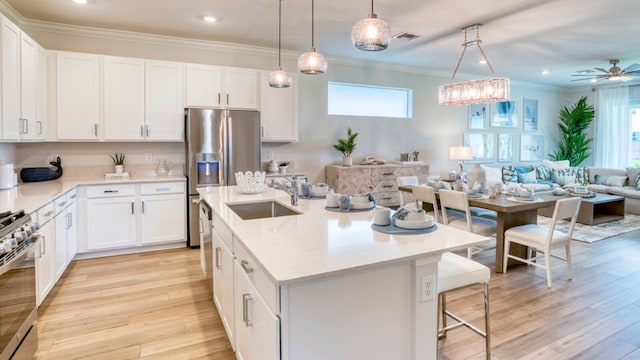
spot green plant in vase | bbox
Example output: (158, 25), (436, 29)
(548, 96), (594, 166)
(333, 127), (358, 166)
(110, 153), (126, 173)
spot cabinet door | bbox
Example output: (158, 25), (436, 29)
(36, 220), (55, 307)
(86, 196), (137, 250)
(140, 193), (186, 244)
(145, 61), (185, 141)
(253, 286), (280, 360)
(224, 68), (258, 109)
(20, 33), (37, 140)
(56, 52), (100, 140)
(185, 64), (223, 107)
(67, 202), (77, 262)
(213, 229), (235, 348)
(259, 71), (298, 142)
(1, 18), (20, 140)
(103, 56), (145, 140)
(35, 46), (47, 140)
(54, 209), (68, 280)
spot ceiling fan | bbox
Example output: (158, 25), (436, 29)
(571, 59), (640, 82)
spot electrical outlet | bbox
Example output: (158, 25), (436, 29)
(421, 275), (435, 302)
(266, 150), (274, 160)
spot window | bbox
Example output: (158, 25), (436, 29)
(327, 82), (412, 118)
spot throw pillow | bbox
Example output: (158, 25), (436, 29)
(542, 159), (570, 170)
(635, 175), (640, 191)
(481, 165), (503, 187)
(594, 174), (627, 187)
(552, 172), (575, 186)
(502, 166), (518, 183)
(514, 165), (534, 174)
(552, 167), (589, 185)
(517, 170), (537, 184)
(534, 165), (551, 181)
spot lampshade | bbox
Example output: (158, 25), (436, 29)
(449, 146), (473, 161)
(269, 0), (292, 88)
(298, 0), (327, 75)
(351, 0), (391, 51)
(438, 24), (510, 106)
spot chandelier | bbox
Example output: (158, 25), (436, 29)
(298, 0), (327, 74)
(351, 0), (391, 51)
(269, 0), (292, 88)
(439, 24), (510, 106)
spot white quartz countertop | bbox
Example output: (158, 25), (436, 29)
(197, 186), (489, 285)
(0, 175), (186, 214)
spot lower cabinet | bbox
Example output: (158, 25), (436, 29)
(36, 215), (55, 307)
(140, 182), (186, 245)
(212, 225), (235, 349)
(86, 188), (137, 250)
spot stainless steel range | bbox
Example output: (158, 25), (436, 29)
(0, 210), (39, 360)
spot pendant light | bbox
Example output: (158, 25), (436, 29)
(297, 0), (327, 74)
(351, 0), (391, 51)
(269, 0), (292, 88)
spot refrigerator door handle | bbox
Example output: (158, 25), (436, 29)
(226, 115), (232, 185)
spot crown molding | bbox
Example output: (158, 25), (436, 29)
(0, 0), (25, 25)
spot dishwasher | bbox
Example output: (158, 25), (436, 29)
(199, 201), (213, 294)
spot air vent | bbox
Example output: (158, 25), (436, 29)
(393, 32), (421, 41)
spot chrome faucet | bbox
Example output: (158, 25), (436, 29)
(268, 176), (300, 205)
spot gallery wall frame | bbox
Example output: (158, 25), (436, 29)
(468, 103), (489, 129)
(491, 100), (517, 128)
(464, 132), (495, 162)
(523, 98), (539, 131)
(498, 133), (513, 162)
(520, 134), (545, 161)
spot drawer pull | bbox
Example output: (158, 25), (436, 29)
(382, 185), (394, 188)
(44, 211), (53, 217)
(382, 197), (393, 200)
(382, 172), (394, 176)
(58, 201), (67, 207)
(155, 187), (171, 192)
(69, 194), (77, 199)
(103, 190), (120, 193)
(240, 260), (254, 273)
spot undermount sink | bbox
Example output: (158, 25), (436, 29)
(227, 200), (302, 220)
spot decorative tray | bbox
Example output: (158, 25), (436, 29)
(569, 190), (596, 198)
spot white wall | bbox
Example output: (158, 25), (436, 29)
(16, 21), (571, 183)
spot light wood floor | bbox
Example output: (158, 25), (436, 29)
(36, 230), (640, 360)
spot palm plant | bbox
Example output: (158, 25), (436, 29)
(333, 127), (358, 157)
(548, 96), (594, 166)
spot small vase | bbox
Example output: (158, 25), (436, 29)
(115, 165), (124, 174)
(342, 156), (353, 166)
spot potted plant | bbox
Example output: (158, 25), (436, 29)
(333, 127), (358, 166)
(548, 96), (595, 166)
(110, 153), (126, 173)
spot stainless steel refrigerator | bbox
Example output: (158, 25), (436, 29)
(185, 108), (261, 247)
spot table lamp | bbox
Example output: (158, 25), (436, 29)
(449, 146), (473, 176)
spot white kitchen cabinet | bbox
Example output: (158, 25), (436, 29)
(1, 17), (20, 140)
(85, 184), (137, 250)
(66, 191), (78, 262)
(35, 45), (47, 140)
(185, 64), (258, 109)
(212, 214), (235, 349)
(35, 202), (55, 307)
(140, 182), (186, 244)
(145, 61), (185, 141)
(259, 71), (298, 142)
(53, 196), (68, 280)
(19, 32), (37, 140)
(103, 56), (145, 140)
(56, 51), (100, 140)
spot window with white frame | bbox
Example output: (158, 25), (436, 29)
(327, 82), (413, 118)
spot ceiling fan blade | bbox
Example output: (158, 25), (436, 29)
(621, 75), (634, 81)
(571, 77), (600, 82)
(594, 67), (610, 73)
(622, 63), (640, 72)
(571, 74), (600, 76)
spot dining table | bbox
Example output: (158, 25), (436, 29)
(398, 185), (561, 273)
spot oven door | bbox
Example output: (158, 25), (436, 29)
(0, 241), (37, 360)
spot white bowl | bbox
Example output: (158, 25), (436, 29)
(351, 201), (374, 209)
(395, 216), (434, 230)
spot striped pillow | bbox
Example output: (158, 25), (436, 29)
(635, 174), (640, 191)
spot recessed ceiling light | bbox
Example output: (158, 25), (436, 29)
(72, 0), (88, 4)
(541, 70), (549, 75)
(202, 16), (217, 23)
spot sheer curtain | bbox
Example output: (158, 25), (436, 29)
(594, 86), (630, 168)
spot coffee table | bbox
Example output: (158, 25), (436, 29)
(538, 193), (625, 225)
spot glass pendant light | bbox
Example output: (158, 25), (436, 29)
(351, 0), (391, 51)
(269, 0), (292, 88)
(298, 0), (327, 74)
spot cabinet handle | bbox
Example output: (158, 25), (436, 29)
(242, 293), (253, 327)
(240, 260), (254, 273)
(20, 118), (28, 134)
(41, 235), (46, 255)
(140, 124), (144, 137)
(155, 187), (171, 192)
(70, 194), (77, 199)
(146, 124), (150, 137)
(94, 124), (98, 137)
(383, 185), (394, 188)
(142, 200), (145, 214)
(67, 213), (72, 229)
(261, 126), (264, 138)
(217, 93), (221, 105)
(226, 93), (230, 105)
(215, 247), (221, 270)
(103, 190), (119, 193)
(382, 197), (392, 200)
(44, 210), (53, 217)
(131, 202), (135, 214)
(37, 121), (43, 135)
(58, 201), (67, 207)
(382, 172), (394, 176)
(199, 218), (204, 233)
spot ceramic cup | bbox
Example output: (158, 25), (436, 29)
(300, 182), (312, 198)
(338, 194), (352, 211)
(326, 193), (340, 207)
(373, 207), (391, 226)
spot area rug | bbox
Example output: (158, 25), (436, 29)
(536, 214), (640, 243)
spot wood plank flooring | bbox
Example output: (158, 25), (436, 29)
(36, 230), (640, 359)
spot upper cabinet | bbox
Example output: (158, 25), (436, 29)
(145, 61), (185, 141)
(1, 17), (20, 140)
(103, 56), (145, 140)
(259, 71), (298, 142)
(56, 51), (101, 140)
(185, 64), (258, 110)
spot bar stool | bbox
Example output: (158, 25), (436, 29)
(438, 252), (491, 360)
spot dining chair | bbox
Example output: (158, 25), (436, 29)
(438, 252), (491, 360)
(397, 176), (419, 207)
(439, 189), (497, 258)
(503, 197), (581, 288)
(411, 185), (464, 224)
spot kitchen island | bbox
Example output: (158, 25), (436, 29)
(198, 186), (489, 360)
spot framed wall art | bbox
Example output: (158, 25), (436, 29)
(498, 133), (513, 162)
(523, 98), (539, 131)
(491, 100), (517, 128)
(468, 103), (489, 129)
(520, 134), (545, 161)
(464, 132), (495, 162)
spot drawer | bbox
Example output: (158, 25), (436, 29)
(374, 191), (401, 207)
(140, 181), (185, 195)
(212, 212), (233, 250)
(54, 193), (68, 213)
(234, 239), (279, 314)
(371, 167), (397, 181)
(37, 201), (55, 225)
(66, 188), (78, 203)
(86, 184), (136, 198)
(372, 180), (397, 193)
